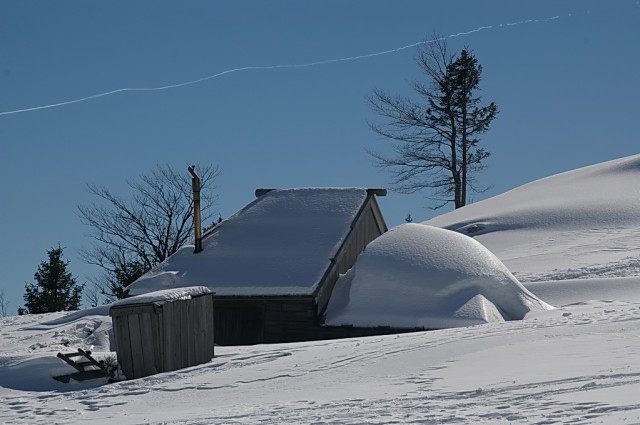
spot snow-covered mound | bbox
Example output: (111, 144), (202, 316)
(127, 188), (368, 297)
(426, 154), (640, 282)
(429, 154), (640, 232)
(325, 223), (553, 329)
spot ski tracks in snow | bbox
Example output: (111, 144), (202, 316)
(506, 226), (640, 283)
(1, 301), (640, 424)
(162, 302), (640, 424)
(157, 370), (640, 425)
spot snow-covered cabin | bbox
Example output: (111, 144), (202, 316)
(126, 188), (388, 345)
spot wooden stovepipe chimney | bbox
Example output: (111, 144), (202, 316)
(188, 165), (203, 253)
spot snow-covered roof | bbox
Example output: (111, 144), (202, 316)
(325, 223), (553, 329)
(111, 286), (212, 307)
(127, 188), (371, 297)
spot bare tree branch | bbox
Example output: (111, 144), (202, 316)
(77, 163), (220, 303)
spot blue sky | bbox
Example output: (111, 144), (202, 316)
(1, 1), (639, 313)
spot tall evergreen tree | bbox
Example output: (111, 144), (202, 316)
(23, 246), (84, 313)
(368, 38), (498, 209)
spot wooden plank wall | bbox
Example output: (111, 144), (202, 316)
(263, 298), (316, 343)
(161, 295), (214, 373)
(315, 195), (387, 316)
(111, 304), (156, 379)
(213, 299), (265, 345)
(110, 294), (214, 379)
(213, 297), (317, 345)
(212, 295), (426, 345)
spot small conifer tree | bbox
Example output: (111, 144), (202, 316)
(23, 246), (84, 313)
(108, 260), (146, 301)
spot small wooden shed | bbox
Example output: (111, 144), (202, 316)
(109, 287), (214, 379)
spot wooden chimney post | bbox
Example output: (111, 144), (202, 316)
(188, 165), (203, 253)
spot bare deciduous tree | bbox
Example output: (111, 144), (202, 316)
(368, 38), (498, 209)
(78, 163), (220, 303)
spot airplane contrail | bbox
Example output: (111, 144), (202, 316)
(0, 14), (562, 117)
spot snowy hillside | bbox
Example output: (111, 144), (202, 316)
(2, 155), (640, 424)
(427, 154), (640, 284)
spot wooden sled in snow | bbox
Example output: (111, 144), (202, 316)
(53, 348), (112, 383)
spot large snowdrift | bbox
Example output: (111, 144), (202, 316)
(127, 188), (368, 297)
(325, 223), (553, 329)
(0, 311), (114, 392)
(427, 154), (640, 282)
(429, 154), (640, 232)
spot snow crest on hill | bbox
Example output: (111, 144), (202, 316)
(426, 154), (640, 282)
(325, 223), (553, 329)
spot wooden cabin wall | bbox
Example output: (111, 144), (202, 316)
(110, 294), (215, 379)
(213, 297), (319, 345)
(111, 304), (158, 379)
(160, 296), (215, 372)
(315, 195), (387, 316)
(211, 296), (422, 346)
